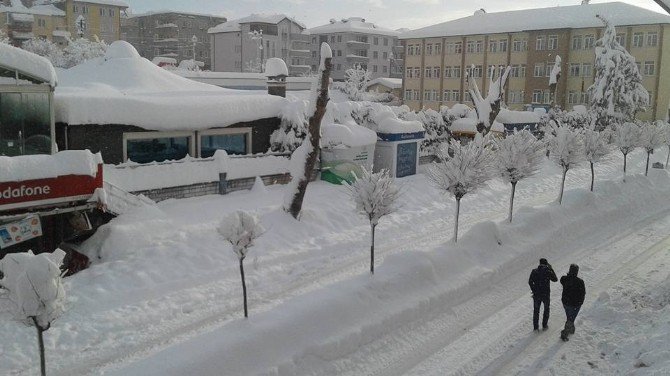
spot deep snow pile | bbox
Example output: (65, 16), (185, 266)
(0, 150), (101, 183)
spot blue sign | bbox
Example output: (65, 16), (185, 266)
(377, 131), (425, 142)
(396, 142), (417, 178)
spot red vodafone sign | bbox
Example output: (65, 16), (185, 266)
(0, 164), (103, 212)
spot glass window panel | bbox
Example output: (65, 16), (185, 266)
(127, 136), (190, 163)
(0, 92), (51, 156)
(200, 133), (247, 158)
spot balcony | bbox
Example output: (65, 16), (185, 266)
(346, 54), (369, 62)
(289, 49), (311, 58)
(346, 40), (370, 49)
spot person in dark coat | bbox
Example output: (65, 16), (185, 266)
(528, 258), (558, 331)
(560, 264), (586, 341)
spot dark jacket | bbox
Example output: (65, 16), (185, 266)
(561, 265), (586, 306)
(529, 264), (558, 298)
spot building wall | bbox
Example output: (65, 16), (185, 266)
(60, 0), (125, 42)
(401, 23), (670, 121)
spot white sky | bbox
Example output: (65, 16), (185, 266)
(124, 0), (667, 30)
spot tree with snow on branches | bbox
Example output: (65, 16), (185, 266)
(345, 168), (400, 274)
(427, 135), (494, 242)
(583, 126), (611, 191)
(662, 122), (670, 169)
(638, 120), (667, 176)
(344, 64), (372, 100)
(587, 15), (648, 130)
(466, 64), (511, 135)
(0, 250), (67, 376)
(547, 124), (584, 204)
(219, 211), (264, 318)
(494, 130), (545, 222)
(612, 121), (640, 182)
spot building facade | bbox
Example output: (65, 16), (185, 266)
(208, 14), (308, 76)
(54, 0), (126, 42)
(306, 17), (403, 81)
(400, 2), (670, 121)
(0, 0), (68, 45)
(121, 11), (225, 70)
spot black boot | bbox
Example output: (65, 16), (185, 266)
(567, 321), (575, 335)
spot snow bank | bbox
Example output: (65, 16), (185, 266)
(321, 121), (377, 148)
(104, 152), (291, 192)
(264, 58), (288, 77)
(496, 109), (541, 124)
(0, 42), (57, 86)
(376, 111), (424, 134)
(55, 41), (286, 130)
(0, 150), (101, 183)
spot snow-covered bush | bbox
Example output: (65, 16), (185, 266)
(466, 65), (511, 135)
(345, 168), (399, 274)
(219, 211), (264, 318)
(62, 37), (107, 68)
(415, 109), (448, 156)
(269, 99), (309, 153)
(612, 122), (640, 181)
(583, 126), (612, 191)
(638, 121), (667, 176)
(427, 135), (494, 242)
(494, 130), (545, 222)
(663, 122), (670, 169)
(588, 15), (648, 129)
(0, 29), (9, 44)
(344, 64), (371, 100)
(546, 124), (584, 204)
(22, 38), (64, 67)
(0, 250), (67, 376)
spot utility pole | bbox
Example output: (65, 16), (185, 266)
(191, 35), (198, 62)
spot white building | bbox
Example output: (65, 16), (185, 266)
(208, 14), (309, 76)
(306, 17), (402, 80)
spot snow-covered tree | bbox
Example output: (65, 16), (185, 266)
(22, 38), (64, 67)
(0, 29), (9, 44)
(638, 121), (667, 175)
(587, 15), (649, 130)
(546, 124), (584, 204)
(663, 122), (670, 169)
(612, 121), (640, 181)
(494, 130), (545, 222)
(345, 168), (400, 274)
(219, 211), (264, 318)
(583, 126), (611, 191)
(284, 43), (333, 219)
(466, 64), (511, 135)
(549, 55), (562, 105)
(0, 250), (67, 376)
(62, 37), (107, 68)
(416, 108), (449, 156)
(427, 135), (494, 242)
(343, 64), (372, 100)
(269, 99), (309, 153)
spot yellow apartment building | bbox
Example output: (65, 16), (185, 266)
(400, 2), (670, 121)
(56, 0), (127, 42)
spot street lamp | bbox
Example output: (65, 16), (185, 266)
(191, 35), (198, 61)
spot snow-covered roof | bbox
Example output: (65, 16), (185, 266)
(308, 17), (400, 37)
(0, 42), (58, 87)
(366, 77), (402, 90)
(208, 13), (305, 34)
(322, 120), (377, 148)
(401, 2), (670, 39)
(0, 150), (102, 183)
(69, 0), (128, 7)
(0, 3), (66, 16)
(54, 41), (287, 131)
(126, 9), (226, 19)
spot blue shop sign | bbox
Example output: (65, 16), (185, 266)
(377, 131), (425, 142)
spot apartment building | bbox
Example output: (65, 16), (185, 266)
(401, 2), (670, 121)
(0, 0), (67, 45)
(122, 11), (225, 70)
(53, 0), (127, 41)
(208, 14), (308, 76)
(306, 17), (402, 81)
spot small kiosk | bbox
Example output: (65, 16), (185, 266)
(320, 120), (377, 184)
(373, 113), (424, 178)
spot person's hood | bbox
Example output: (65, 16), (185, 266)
(568, 264), (579, 276)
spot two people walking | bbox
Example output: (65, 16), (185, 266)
(528, 258), (586, 341)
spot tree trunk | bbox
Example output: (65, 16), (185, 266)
(239, 257), (248, 318)
(508, 181), (517, 223)
(454, 197), (461, 242)
(370, 223), (376, 274)
(623, 153), (627, 182)
(666, 145), (669, 169)
(645, 151), (651, 176)
(286, 57), (333, 219)
(558, 167), (568, 204)
(32, 317), (46, 376)
(590, 162), (595, 192)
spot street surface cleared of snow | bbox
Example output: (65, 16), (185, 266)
(1, 149), (669, 375)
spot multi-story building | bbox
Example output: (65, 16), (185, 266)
(401, 2), (670, 121)
(208, 14), (308, 76)
(49, 0), (127, 42)
(0, 0), (68, 46)
(306, 17), (402, 81)
(122, 11), (225, 69)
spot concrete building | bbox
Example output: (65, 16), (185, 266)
(121, 11), (225, 70)
(53, 0), (127, 42)
(208, 14), (308, 76)
(0, 0), (68, 46)
(306, 17), (402, 81)
(400, 2), (670, 121)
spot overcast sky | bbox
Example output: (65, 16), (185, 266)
(124, 0), (667, 30)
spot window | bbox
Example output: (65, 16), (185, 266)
(443, 90), (451, 101)
(108, 9), (113, 17)
(373, 65), (378, 73)
(99, 8), (104, 16)
(82, 5), (88, 14)
(633, 32), (644, 47)
(569, 63), (581, 77)
(454, 42), (462, 54)
(383, 51), (388, 59)
(406, 67), (413, 78)
(475, 40), (483, 53)
(413, 90), (420, 100)
(404, 90), (412, 100)
(337, 35), (342, 42)
(337, 50), (342, 56)
(330, 35), (335, 43)
(489, 40), (497, 53)
(0, 92), (52, 157)
(373, 51), (378, 59)
(433, 67), (440, 78)
(513, 39), (526, 52)
(408, 45), (414, 55)
(383, 65), (387, 73)
(426, 44), (433, 55)
(466, 41), (475, 53)
(435, 43), (441, 54)
(532, 90), (543, 103)
(469, 65), (482, 78)
(336, 64), (341, 70)
(415, 45), (421, 55)
(647, 32), (658, 47)
(73, 4), (78, 12)
(125, 132), (193, 163)
(424, 90), (430, 101)
(546, 62), (553, 77)
(200, 129), (251, 158)
(453, 66), (461, 78)
(452, 90), (460, 102)
(536, 36), (545, 51)
(383, 38), (388, 46)
(548, 35), (558, 50)
(534, 63), (545, 77)
(581, 63), (592, 77)
(414, 67), (421, 78)
(374, 37), (379, 45)
(615, 33), (626, 46)
(568, 91), (577, 105)
(571, 36), (582, 50)
(499, 39), (508, 52)
(644, 61), (656, 75)
(584, 34), (595, 49)
(444, 66), (452, 78)
(648, 91), (654, 103)
(425, 67), (432, 78)
(519, 65), (526, 77)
